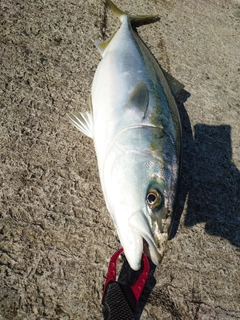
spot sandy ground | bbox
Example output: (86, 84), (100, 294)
(0, 0), (240, 319)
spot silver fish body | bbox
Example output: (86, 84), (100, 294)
(68, 0), (182, 270)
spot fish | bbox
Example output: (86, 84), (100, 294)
(67, 0), (183, 271)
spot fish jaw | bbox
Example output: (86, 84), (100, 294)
(114, 215), (143, 271)
(129, 209), (164, 267)
(113, 207), (163, 271)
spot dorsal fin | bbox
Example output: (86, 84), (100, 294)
(128, 82), (149, 118)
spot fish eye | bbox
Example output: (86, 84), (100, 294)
(146, 189), (162, 209)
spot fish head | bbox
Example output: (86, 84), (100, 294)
(102, 127), (178, 270)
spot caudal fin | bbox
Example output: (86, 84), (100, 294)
(104, 0), (160, 27)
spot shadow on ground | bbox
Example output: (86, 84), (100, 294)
(172, 91), (240, 248)
(185, 123), (240, 247)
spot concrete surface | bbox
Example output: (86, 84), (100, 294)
(0, 0), (240, 319)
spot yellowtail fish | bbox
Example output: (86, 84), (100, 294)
(68, 0), (183, 270)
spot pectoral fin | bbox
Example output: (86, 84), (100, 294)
(128, 81), (149, 119)
(67, 111), (93, 139)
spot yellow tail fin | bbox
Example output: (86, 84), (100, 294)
(104, 0), (160, 27)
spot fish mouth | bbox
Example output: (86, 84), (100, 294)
(129, 210), (162, 266)
(116, 209), (162, 271)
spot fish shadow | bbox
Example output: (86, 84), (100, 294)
(171, 91), (240, 249)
